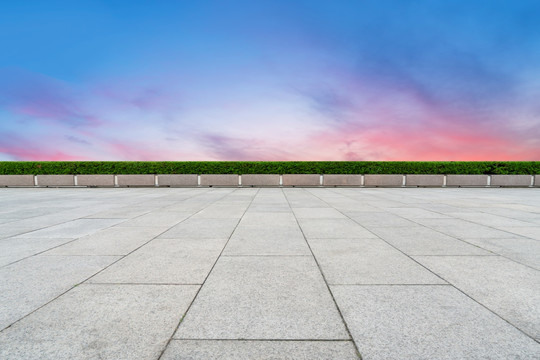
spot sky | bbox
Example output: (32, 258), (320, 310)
(1, 0), (539, 161)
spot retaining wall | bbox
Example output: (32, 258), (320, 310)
(1, 174), (538, 188)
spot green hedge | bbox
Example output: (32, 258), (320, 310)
(0, 161), (539, 175)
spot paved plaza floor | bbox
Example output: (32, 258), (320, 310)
(0, 187), (539, 359)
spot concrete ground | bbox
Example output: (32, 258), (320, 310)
(0, 187), (539, 359)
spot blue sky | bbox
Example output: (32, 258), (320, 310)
(1, 0), (539, 160)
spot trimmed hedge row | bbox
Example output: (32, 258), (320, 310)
(0, 161), (539, 175)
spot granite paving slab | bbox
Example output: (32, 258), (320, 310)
(459, 237), (540, 270)
(332, 285), (540, 360)
(369, 226), (492, 255)
(175, 256), (348, 339)
(14, 218), (124, 239)
(117, 211), (191, 227)
(161, 340), (359, 359)
(89, 238), (228, 284)
(0, 255), (119, 330)
(0, 284), (198, 360)
(297, 218), (376, 238)
(309, 238), (446, 284)
(0, 237), (73, 267)
(415, 255), (540, 340)
(43, 226), (169, 256)
(158, 218), (239, 239)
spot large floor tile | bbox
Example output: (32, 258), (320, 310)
(460, 237), (540, 270)
(15, 219), (124, 239)
(415, 255), (540, 340)
(332, 285), (540, 360)
(0, 255), (119, 330)
(89, 238), (227, 284)
(298, 218), (376, 238)
(118, 211), (192, 227)
(293, 207), (347, 219)
(0, 284), (198, 360)
(223, 223), (310, 255)
(162, 340), (359, 359)
(0, 237), (73, 267)
(175, 256), (348, 339)
(309, 238), (445, 284)
(369, 226), (492, 255)
(159, 218), (239, 239)
(44, 226), (169, 255)
(496, 226), (540, 240)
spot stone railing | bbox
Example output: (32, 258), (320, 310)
(0, 174), (538, 187)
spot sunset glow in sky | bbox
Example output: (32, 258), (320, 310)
(1, 0), (540, 161)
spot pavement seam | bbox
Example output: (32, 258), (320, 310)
(156, 187), (260, 360)
(282, 188), (363, 360)
(306, 187), (540, 344)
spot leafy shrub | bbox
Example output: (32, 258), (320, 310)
(0, 161), (539, 175)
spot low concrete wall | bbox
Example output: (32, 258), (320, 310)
(36, 175), (74, 187)
(491, 175), (532, 187)
(2, 174), (539, 188)
(242, 174), (280, 187)
(282, 174), (320, 187)
(446, 175), (489, 187)
(364, 174), (403, 187)
(200, 174), (239, 187)
(0, 175), (34, 187)
(406, 175), (444, 187)
(323, 174), (363, 186)
(77, 175), (115, 187)
(117, 175), (155, 187)
(158, 174), (198, 187)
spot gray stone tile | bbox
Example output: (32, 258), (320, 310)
(175, 256), (348, 339)
(0, 238), (73, 267)
(460, 237), (540, 270)
(332, 285), (540, 360)
(387, 207), (449, 219)
(44, 226), (168, 255)
(369, 226), (491, 255)
(159, 218), (239, 239)
(223, 224), (310, 255)
(162, 340), (359, 359)
(293, 207), (346, 219)
(0, 255), (119, 330)
(0, 226), (40, 239)
(414, 218), (520, 239)
(309, 238), (445, 284)
(448, 212), (535, 227)
(0, 284), (198, 360)
(15, 219), (124, 239)
(496, 226), (540, 240)
(414, 256), (540, 340)
(298, 218), (376, 238)
(345, 211), (417, 227)
(118, 211), (191, 227)
(239, 212), (298, 225)
(90, 238), (227, 284)
(191, 205), (248, 219)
